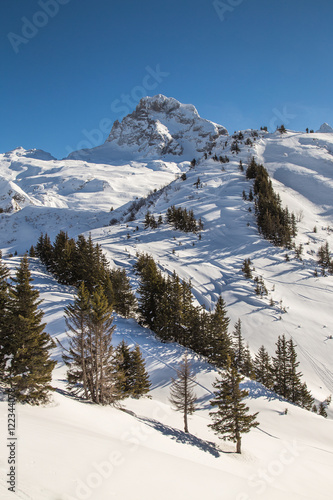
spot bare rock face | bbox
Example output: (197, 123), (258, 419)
(105, 94), (228, 157)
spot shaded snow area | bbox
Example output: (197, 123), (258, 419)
(1, 109), (333, 498)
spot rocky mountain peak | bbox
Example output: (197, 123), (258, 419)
(105, 94), (228, 158)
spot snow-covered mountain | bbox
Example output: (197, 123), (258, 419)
(317, 122), (333, 133)
(1, 96), (333, 500)
(68, 94), (228, 161)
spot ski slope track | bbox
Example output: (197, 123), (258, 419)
(0, 96), (333, 499)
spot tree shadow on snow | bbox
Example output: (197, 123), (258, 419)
(136, 415), (221, 457)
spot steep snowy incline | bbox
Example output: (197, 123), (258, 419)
(87, 130), (333, 405)
(0, 257), (333, 500)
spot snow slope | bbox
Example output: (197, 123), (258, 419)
(1, 97), (333, 499)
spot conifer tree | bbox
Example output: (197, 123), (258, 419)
(209, 357), (259, 453)
(272, 334), (289, 398)
(115, 340), (133, 396)
(253, 345), (273, 389)
(232, 319), (253, 377)
(242, 258), (252, 279)
(109, 268), (137, 318)
(0, 252), (10, 378)
(207, 296), (231, 367)
(169, 352), (197, 433)
(318, 401), (328, 418)
(5, 255), (56, 404)
(87, 286), (119, 404)
(63, 285), (120, 404)
(62, 283), (91, 399)
(130, 344), (151, 397)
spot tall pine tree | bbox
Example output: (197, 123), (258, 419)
(209, 357), (259, 453)
(5, 255), (56, 404)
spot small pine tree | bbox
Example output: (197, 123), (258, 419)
(253, 345), (273, 389)
(207, 296), (231, 367)
(242, 258), (252, 279)
(129, 344), (151, 398)
(209, 357), (259, 453)
(318, 401), (327, 418)
(169, 352), (197, 433)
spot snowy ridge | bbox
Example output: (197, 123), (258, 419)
(1, 98), (333, 499)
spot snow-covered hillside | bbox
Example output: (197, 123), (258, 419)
(1, 96), (333, 499)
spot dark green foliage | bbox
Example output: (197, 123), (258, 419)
(209, 358), (259, 453)
(62, 282), (92, 400)
(193, 177), (202, 189)
(29, 245), (36, 257)
(0, 252), (11, 377)
(129, 344), (151, 397)
(144, 210), (157, 229)
(253, 345), (273, 389)
(3, 255), (56, 404)
(134, 253), (231, 367)
(206, 296), (232, 366)
(318, 401), (327, 418)
(190, 158), (197, 168)
(35, 231), (136, 317)
(254, 276), (268, 297)
(169, 352), (197, 433)
(109, 268), (137, 318)
(231, 141), (240, 153)
(317, 242), (332, 273)
(272, 335), (313, 409)
(166, 205), (203, 233)
(242, 258), (252, 279)
(232, 319), (254, 378)
(116, 341), (151, 398)
(246, 158), (296, 247)
(277, 124), (287, 134)
(63, 285), (119, 405)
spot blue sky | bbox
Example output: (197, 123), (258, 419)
(1, 0), (332, 159)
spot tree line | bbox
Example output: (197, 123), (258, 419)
(0, 252), (150, 405)
(134, 252), (318, 414)
(33, 231), (137, 318)
(246, 157), (297, 247)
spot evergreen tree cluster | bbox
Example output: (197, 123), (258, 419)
(166, 205), (203, 233)
(62, 284), (150, 404)
(253, 335), (313, 409)
(34, 231), (136, 318)
(144, 210), (163, 229)
(317, 242), (333, 274)
(134, 253), (232, 368)
(212, 154), (230, 164)
(246, 158), (297, 247)
(230, 141), (241, 153)
(0, 253), (56, 404)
